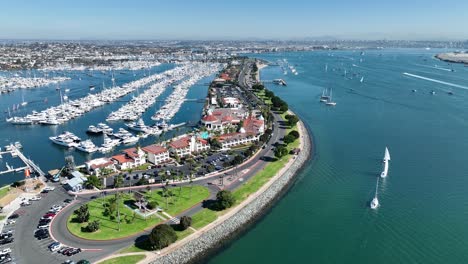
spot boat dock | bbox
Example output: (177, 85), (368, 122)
(4, 144), (46, 177)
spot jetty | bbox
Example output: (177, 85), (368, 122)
(4, 144), (46, 178)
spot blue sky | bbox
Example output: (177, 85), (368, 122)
(1, 0), (467, 40)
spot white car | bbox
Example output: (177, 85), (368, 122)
(51, 205), (63, 210)
(44, 186), (55, 191)
(0, 248), (11, 254)
(20, 201), (31, 206)
(49, 242), (62, 252)
(6, 220), (15, 225)
(38, 223), (50, 229)
(41, 215), (54, 220)
(29, 196), (41, 201)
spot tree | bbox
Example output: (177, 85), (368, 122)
(147, 200), (159, 210)
(283, 134), (296, 144)
(179, 216), (192, 231)
(85, 220), (100, 232)
(114, 174), (124, 188)
(274, 145), (288, 159)
(288, 130), (300, 139)
(215, 190), (235, 210)
(74, 204), (90, 223)
(231, 154), (244, 166)
(252, 83), (264, 91)
(148, 224), (177, 250)
(285, 115), (299, 127)
(85, 175), (101, 189)
(209, 138), (222, 150)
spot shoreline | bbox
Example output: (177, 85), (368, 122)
(435, 52), (468, 65)
(146, 114), (313, 264)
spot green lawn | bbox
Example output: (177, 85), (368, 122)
(67, 186), (209, 240)
(0, 186), (10, 199)
(99, 254), (146, 264)
(191, 209), (218, 229)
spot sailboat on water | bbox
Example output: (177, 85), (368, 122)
(360, 76), (364, 83)
(325, 89), (337, 106)
(320, 88), (329, 102)
(370, 178), (380, 209)
(380, 147), (391, 178)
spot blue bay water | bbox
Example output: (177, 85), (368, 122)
(0, 64), (212, 185)
(208, 49), (468, 264)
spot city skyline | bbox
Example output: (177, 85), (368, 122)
(1, 0), (468, 40)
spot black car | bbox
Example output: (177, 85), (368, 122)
(34, 229), (48, 237)
(63, 199), (72, 204)
(0, 233), (12, 239)
(0, 238), (13, 245)
(7, 214), (19, 220)
(39, 219), (51, 225)
(41, 189), (49, 194)
(66, 248), (81, 256)
(89, 196), (97, 200)
(36, 232), (49, 240)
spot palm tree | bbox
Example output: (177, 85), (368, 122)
(189, 174), (194, 199)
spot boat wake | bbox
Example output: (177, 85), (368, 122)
(402, 72), (468, 90)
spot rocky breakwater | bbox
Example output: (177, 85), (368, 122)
(151, 119), (312, 264)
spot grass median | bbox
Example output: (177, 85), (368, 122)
(99, 254), (146, 264)
(67, 186), (210, 240)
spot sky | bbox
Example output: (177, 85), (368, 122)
(1, 0), (467, 40)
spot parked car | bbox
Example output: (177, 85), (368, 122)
(20, 201), (31, 206)
(63, 199), (72, 204)
(37, 223), (50, 229)
(65, 248), (81, 256)
(7, 214), (19, 220)
(39, 219), (51, 225)
(6, 220), (15, 225)
(44, 186), (55, 191)
(41, 215), (54, 221)
(0, 238), (13, 245)
(48, 242), (61, 252)
(0, 233), (12, 239)
(0, 248), (11, 255)
(0, 253), (11, 262)
(29, 196), (42, 201)
(76, 260), (90, 264)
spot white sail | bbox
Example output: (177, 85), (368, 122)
(384, 147), (390, 161)
(380, 160), (389, 178)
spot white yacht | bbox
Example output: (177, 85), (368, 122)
(126, 118), (148, 132)
(122, 135), (139, 145)
(97, 123), (113, 134)
(99, 134), (121, 153)
(75, 139), (98, 153)
(7, 117), (33, 125)
(370, 178), (380, 209)
(49, 131), (81, 148)
(380, 147), (391, 178)
(39, 115), (61, 125)
(86, 125), (102, 134)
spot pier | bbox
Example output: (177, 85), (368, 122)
(7, 144), (46, 177)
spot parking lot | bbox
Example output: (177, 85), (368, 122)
(2, 185), (95, 264)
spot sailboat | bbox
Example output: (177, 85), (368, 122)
(21, 94), (28, 106)
(370, 178), (380, 209)
(325, 89), (337, 106)
(320, 88), (329, 102)
(380, 147), (391, 178)
(360, 76), (364, 83)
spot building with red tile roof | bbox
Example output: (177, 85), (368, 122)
(142, 144), (170, 165)
(111, 147), (146, 170)
(216, 132), (260, 149)
(169, 135), (210, 157)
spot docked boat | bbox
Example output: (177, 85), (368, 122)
(86, 125), (102, 134)
(99, 134), (121, 152)
(97, 123), (113, 134)
(370, 178), (380, 209)
(49, 131), (81, 148)
(122, 135), (139, 145)
(75, 139), (98, 153)
(380, 147), (391, 178)
(273, 79), (287, 86)
(39, 115), (61, 125)
(126, 118), (148, 132)
(7, 117), (33, 125)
